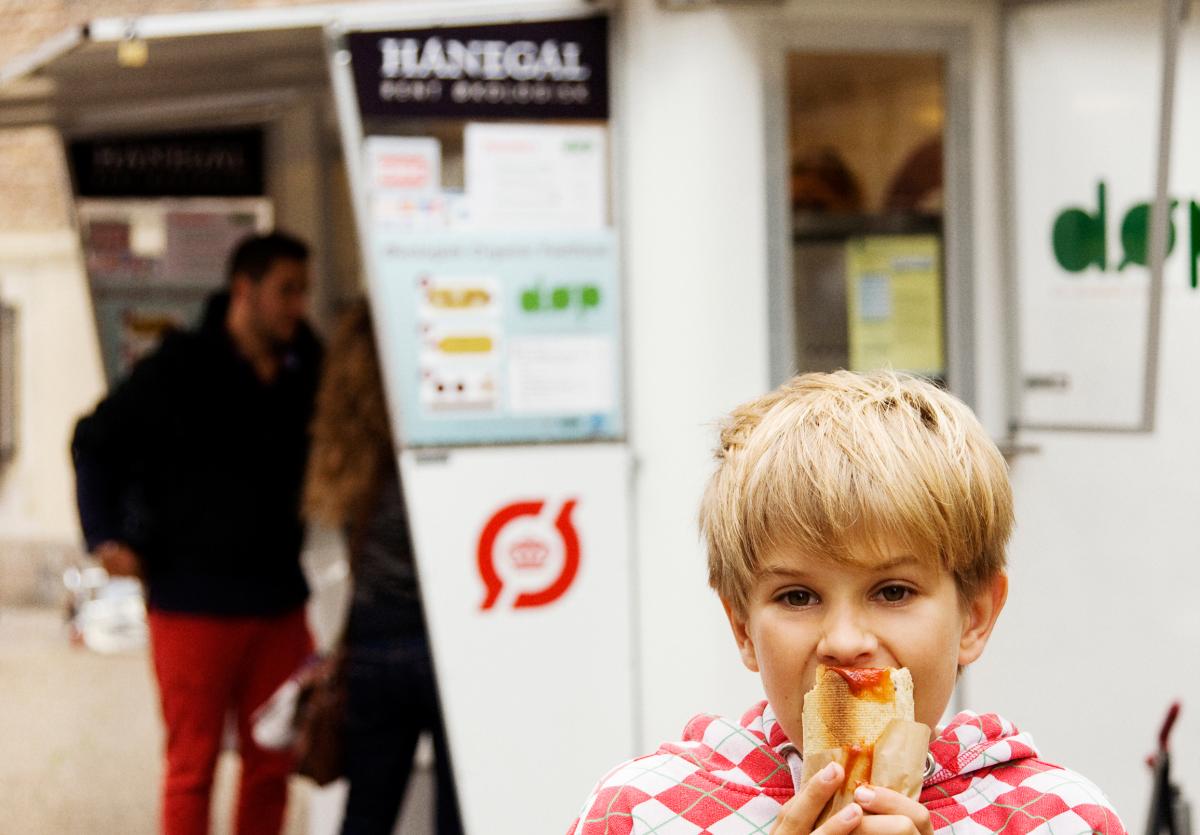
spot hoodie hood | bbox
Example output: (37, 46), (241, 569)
(925, 710), (1040, 787)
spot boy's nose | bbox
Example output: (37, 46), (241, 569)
(816, 605), (879, 666)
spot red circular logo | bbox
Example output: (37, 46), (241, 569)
(476, 499), (580, 610)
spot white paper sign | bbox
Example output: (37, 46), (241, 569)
(465, 123), (607, 229)
(365, 136), (450, 229)
(399, 444), (635, 835)
(365, 136), (441, 195)
(507, 335), (615, 414)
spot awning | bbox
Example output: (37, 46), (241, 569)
(0, 19), (328, 134)
(0, 0), (601, 134)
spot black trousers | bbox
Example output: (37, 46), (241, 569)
(339, 634), (464, 835)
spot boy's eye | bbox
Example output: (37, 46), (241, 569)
(779, 589), (816, 607)
(877, 585), (913, 603)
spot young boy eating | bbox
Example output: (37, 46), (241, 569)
(568, 371), (1125, 835)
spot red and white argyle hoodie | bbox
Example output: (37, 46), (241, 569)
(568, 701), (1126, 835)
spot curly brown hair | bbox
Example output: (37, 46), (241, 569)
(303, 300), (394, 531)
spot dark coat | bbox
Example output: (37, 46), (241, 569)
(71, 292), (323, 616)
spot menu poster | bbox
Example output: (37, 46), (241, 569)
(83, 219), (159, 286)
(78, 198), (273, 289)
(95, 297), (204, 383)
(846, 235), (945, 377)
(464, 123), (607, 229)
(372, 229), (622, 446)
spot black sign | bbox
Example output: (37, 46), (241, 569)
(69, 129), (265, 197)
(349, 17), (608, 120)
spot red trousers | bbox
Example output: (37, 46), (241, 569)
(148, 607), (313, 835)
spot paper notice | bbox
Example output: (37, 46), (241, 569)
(365, 136), (441, 195)
(507, 335), (614, 415)
(846, 235), (944, 377)
(465, 123), (607, 229)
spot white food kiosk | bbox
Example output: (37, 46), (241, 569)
(1, 0), (1196, 830)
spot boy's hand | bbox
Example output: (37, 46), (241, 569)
(771, 763), (864, 835)
(850, 785), (934, 835)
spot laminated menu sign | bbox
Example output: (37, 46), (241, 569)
(371, 229), (622, 446)
(846, 235), (944, 377)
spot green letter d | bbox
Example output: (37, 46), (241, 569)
(1053, 182), (1107, 273)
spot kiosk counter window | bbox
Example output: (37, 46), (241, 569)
(786, 52), (948, 384)
(76, 197), (272, 384)
(68, 129), (274, 385)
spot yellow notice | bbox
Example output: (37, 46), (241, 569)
(846, 235), (944, 376)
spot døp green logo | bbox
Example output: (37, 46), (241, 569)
(1052, 182), (1200, 288)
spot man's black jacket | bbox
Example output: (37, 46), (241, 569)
(71, 293), (323, 616)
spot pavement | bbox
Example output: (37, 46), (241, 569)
(0, 604), (312, 834)
(0, 529), (434, 835)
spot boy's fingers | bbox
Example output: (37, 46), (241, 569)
(853, 786), (933, 835)
(812, 803), (864, 835)
(853, 815), (919, 835)
(769, 762), (848, 835)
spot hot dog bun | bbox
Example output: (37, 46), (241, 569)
(801, 665), (915, 758)
(800, 665), (928, 825)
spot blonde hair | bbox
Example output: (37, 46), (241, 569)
(303, 300), (393, 532)
(701, 370), (1013, 614)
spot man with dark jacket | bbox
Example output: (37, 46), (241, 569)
(72, 232), (323, 835)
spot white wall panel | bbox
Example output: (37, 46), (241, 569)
(400, 444), (635, 833)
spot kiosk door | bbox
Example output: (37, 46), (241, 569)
(981, 0), (1199, 820)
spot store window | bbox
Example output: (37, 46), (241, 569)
(787, 52), (947, 383)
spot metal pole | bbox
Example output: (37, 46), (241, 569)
(998, 2), (1024, 440)
(1143, 0), (1187, 433)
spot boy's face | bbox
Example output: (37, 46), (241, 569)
(723, 539), (1006, 745)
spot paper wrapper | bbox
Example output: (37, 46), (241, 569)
(800, 666), (931, 827)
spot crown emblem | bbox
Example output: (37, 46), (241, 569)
(508, 537), (549, 570)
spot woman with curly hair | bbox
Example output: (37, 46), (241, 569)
(304, 300), (463, 835)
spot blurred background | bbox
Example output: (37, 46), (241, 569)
(0, 0), (1196, 832)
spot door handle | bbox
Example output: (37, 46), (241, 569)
(1023, 373), (1070, 391)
